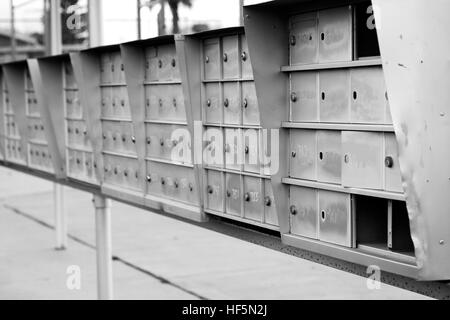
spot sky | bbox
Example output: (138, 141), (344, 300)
(0, 0), (241, 45)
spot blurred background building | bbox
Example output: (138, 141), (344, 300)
(0, 0), (242, 62)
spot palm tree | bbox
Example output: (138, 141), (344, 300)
(144, 0), (192, 35)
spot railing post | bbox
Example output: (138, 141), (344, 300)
(54, 183), (67, 250)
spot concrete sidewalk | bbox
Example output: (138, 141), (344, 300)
(0, 167), (431, 300)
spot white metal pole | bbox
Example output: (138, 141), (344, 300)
(49, 0), (62, 55)
(54, 184), (67, 250)
(88, 0), (103, 47)
(93, 194), (113, 300)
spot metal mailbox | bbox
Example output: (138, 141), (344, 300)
(103, 154), (141, 191)
(317, 6), (352, 63)
(101, 120), (137, 155)
(342, 131), (384, 190)
(319, 70), (350, 123)
(318, 190), (352, 247)
(384, 133), (403, 193)
(222, 35), (240, 79)
(205, 169), (224, 212)
(242, 81), (260, 126)
(145, 84), (186, 122)
(223, 82), (241, 125)
(289, 129), (316, 180)
(243, 128), (261, 174)
(317, 130), (342, 184)
(224, 128), (242, 171)
(203, 38), (221, 80)
(203, 82), (221, 124)
(243, 176), (263, 222)
(290, 13), (319, 65)
(350, 67), (389, 124)
(240, 34), (253, 79)
(289, 186), (318, 239)
(264, 180), (278, 226)
(290, 72), (318, 122)
(225, 173), (242, 216)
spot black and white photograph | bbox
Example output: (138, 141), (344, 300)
(0, 0), (449, 305)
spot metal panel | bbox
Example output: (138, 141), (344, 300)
(145, 84), (186, 122)
(203, 38), (220, 80)
(64, 61), (77, 89)
(384, 133), (403, 193)
(289, 129), (316, 180)
(101, 120), (137, 155)
(225, 173), (241, 216)
(222, 35), (240, 79)
(145, 123), (182, 161)
(204, 127), (224, 168)
(223, 82), (241, 125)
(100, 87), (113, 117)
(203, 82), (221, 124)
(290, 186), (318, 239)
(342, 131), (383, 190)
(290, 12), (318, 65)
(100, 53), (112, 84)
(240, 34), (253, 78)
(28, 118), (46, 142)
(318, 190), (352, 247)
(319, 69), (350, 122)
(290, 71), (318, 122)
(65, 89), (83, 119)
(243, 176), (263, 222)
(242, 81), (260, 126)
(350, 67), (388, 124)
(264, 180), (278, 226)
(224, 128), (242, 171)
(318, 6), (352, 63)
(111, 51), (125, 84)
(205, 170), (224, 212)
(145, 46), (158, 81)
(158, 44), (179, 81)
(317, 130), (341, 184)
(111, 86), (131, 118)
(67, 149), (95, 181)
(67, 119), (90, 148)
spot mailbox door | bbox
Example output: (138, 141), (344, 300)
(318, 190), (352, 247)
(206, 170), (224, 212)
(225, 128), (242, 171)
(290, 13), (319, 65)
(243, 128), (260, 174)
(104, 155), (141, 190)
(318, 6), (352, 63)
(385, 133), (403, 193)
(319, 70), (350, 122)
(350, 67), (388, 124)
(223, 82), (241, 125)
(243, 176), (263, 222)
(66, 90), (82, 119)
(111, 51), (125, 84)
(146, 123), (175, 161)
(225, 173), (242, 216)
(102, 121), (136, 155)
(290, 72), (318, 122)
(264, 180), (278, 226)
(203, 83), (221, 124)
(289, 129), (317, 180)
(203, 38), (220, 80)
(222, 35), (240, 79)
(113, 86), (131, 118)
(158, 44), (178, 81)
(242, 81), (260, 126)
(64, 62), (76, 89)
(101, 87), (113, 118)
(240, 34), (253, 79)
(317, 130), (342, 184)
(145, 47), (158, 82)
(204, 127), (224, 168)
(100, 53), (112, 84)
(170, 84), (186, 122)
(342, 131), (383, 190)
(290, 186), (318, 239)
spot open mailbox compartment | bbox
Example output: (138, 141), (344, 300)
(243, 0), (419, 277)
(1, 59), (64, 177)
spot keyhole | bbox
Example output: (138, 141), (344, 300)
(321, 211), (326, 221)
(321, 92), (325, 100)
(353, 91), (358, 100)
(319, 152), (323, 160)
(321, 33), (325, 41)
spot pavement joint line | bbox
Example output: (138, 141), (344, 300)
(3, 204), (208, 300)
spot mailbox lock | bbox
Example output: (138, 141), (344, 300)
(121, 64), (124, 71)
(344, 154), (349, 163)
(223, 53), (228, 62)
(121, 135), (126, 143)
(321, 210), (326, 221)
(135, 171), (139, 179)
(353, 91), (358, 100)
(291, 151), (297, 158)
(83, 130), (88, 136)
(290, 92), (297, 103)
(75, 128), (79, 134)
(290, 35), (296, 46)
(205, 56), (210, 63)
(146, 99), (150, 107)
(241, 51), (247, 61)
(207, 99), (212, 107)
(321, 33), (325, 41)
(226, 190), (232, 198)
(103, 134), (107, 140)
(224, 144), (230, 153)
(244, 193), (251, 202)
(161, 177), (166, 185)
(173, 98), (177, 107)
(385, 156), (394, 168)
(147, 138), (152, 145)
(104, 167), (109, 173)
(76, 158), (81, 165)
(93, 162), (97, 169)
(171, 59), (176, 67)
(207, 186), (214, 194)
(243, 99), (248, 108)
(131, 136), (136, 144)
(290, 205), (297, 215)
(160, 138), (165, 146)
(124, 170), (129, 177)
(68, 128), (72, 133)
(245, 146), (250, 154)
(114, 168), (119, 175)
(111, 64), (115, 72)
(172, 140), (178, 146)
(158, 59), (163, 68)
(159, 99), (163, 107)
(146, 175), (152, 183)
(264, 196), (272, 207)
(174, 180), (179, 188)
(145, 61), (149, 69)
(121, 100), (125, 107)
(189, 183), (194, 192)
(224, 98), (229, 108)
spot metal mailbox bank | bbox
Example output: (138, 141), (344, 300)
(1, 0), (450, 285)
